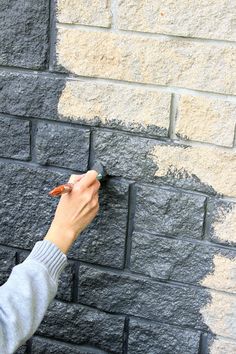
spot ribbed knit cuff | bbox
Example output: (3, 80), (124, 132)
(26, 240), (68, 283)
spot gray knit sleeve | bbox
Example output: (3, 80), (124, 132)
(0, 240), (67, 354)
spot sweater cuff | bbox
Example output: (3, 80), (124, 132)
(26, 240), (68, 283)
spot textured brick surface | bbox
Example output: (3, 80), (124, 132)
(79, 265), (208, 329)
(0, 0), (49, 69)
(176, 95), (236, 147)
(117, 0), (236, 41)
(0, 72), (65, 120)
(37, 301), (124, 353)
(131, 231), (236, 291)
(57, 0), (111, 27)
(69, 179), (129, 268)
(0, 162), (66, 249)
(56, 28), (236, 95)
(128, 318), (201, 354)
(0, 116), (30, 160)
(134, 185), (206, 239)
(36, 122), (90, 171)
(58, 80), (171, 137)
(32, 336), (106, 354)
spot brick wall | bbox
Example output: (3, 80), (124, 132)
(0, 1), (236, 353)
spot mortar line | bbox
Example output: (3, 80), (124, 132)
(0, 65), (236, 102)
(57, 23), (236, 47)
(110, 0), (118, 30)
(168, 93), (178, 140)
(201, 197), (209, 240)
(30, 119), (37, 163)
(26, 338), (32, 354)
(124, 184), (136, 269)
(72, 261), (79, 303)
(48, 0), (57, 71)
(88, 129), (95, 169)
(198, 333), (209, 354)
(122, 316), (130, 354)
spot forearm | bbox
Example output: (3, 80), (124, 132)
(0, 240), (67, 353)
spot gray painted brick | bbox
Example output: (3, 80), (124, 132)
(130, 231), (236, 287)
(0, 116), (30, 160)
(0, 249), (16, 286)
(128, 318), (200, 354)
(93, 130), (217, 195)
(36, 122), (90, 171)
(0, 72), (65, 120)
(0, 0), (49, 69)
(79, 265), (209, 330)
(32, 336), (106, 354)
(135, 185), (206, 239)
(68, 179), (129, 268)
(0, 162), (67, 249)
(37, 301), (124, 354)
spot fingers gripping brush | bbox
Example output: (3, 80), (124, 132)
(48, 161), (106, 197)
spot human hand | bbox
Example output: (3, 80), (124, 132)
(44, 171), (100, 254)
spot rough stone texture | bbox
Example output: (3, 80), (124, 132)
(209, 337), (236, 354)
(0, 115), (30, 160)
(0, 248), (16, 286)
(18, 251), (75, 302)
(128, 318), (201, 354)
(36, 122), (90, 171)
(58, 80), (171, 137)
(176, 95), (236, 147)
(57, 0), (111, 27)
(209, 199), (236, 246)
(79, 265), (209, 329)
(56, 28), (236, 95)
(0, 0), (49, 69)
(134, 185), (206, 239)
(68, 179), (129, 269)
(131, 231), (236, 291)
(0, 162), (67, 249)
(32, 336), (106, 354)
(117, 0), (236, 41)
(37, 301), (124, 353)
(93, 130), (235, 196)
(15, 345), (28, 354)
(0, 72), (65, 120)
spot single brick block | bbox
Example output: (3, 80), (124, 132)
(0, 116), (30, 160)
(93, 130), (236, 197)
(69, 179), (129, 269)
(37, 301), (124, 353)
(209, 199), (236, 246)
(0, 249), (16, 286)
(128, 318), (200, 354)
(117, 0), (236, 41)
(176, 95), (236, 147)
(57, 0), (111, 27)
(131, 231), (236, 292)
(0, 162), (68, 249)
(0, 0), (49, 69)
(56, 28), (236, 95)
(0, 72), (65, 120)
(58, 80), (171, 137)
(135, 185), (206, 239)
(79, 265), (208, 329)
(36, 122), (90, 171)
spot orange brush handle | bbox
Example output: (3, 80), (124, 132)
(48, 183), (74, 197)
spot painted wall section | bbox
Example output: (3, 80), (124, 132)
(0, 0), (235, 353)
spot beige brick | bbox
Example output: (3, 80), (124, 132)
(150, 144), (236, 197)
(117, 0), (236, 41)
(176, 95), (236, 147)
(57, 0), (111, 27)
(209, 338), (236, 354)
(58, 80), (171, 135)
(56, 27), (236, 95)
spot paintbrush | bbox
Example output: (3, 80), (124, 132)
(48, 162), (106, 197)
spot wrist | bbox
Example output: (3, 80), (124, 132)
(44, 221), (77, 254)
